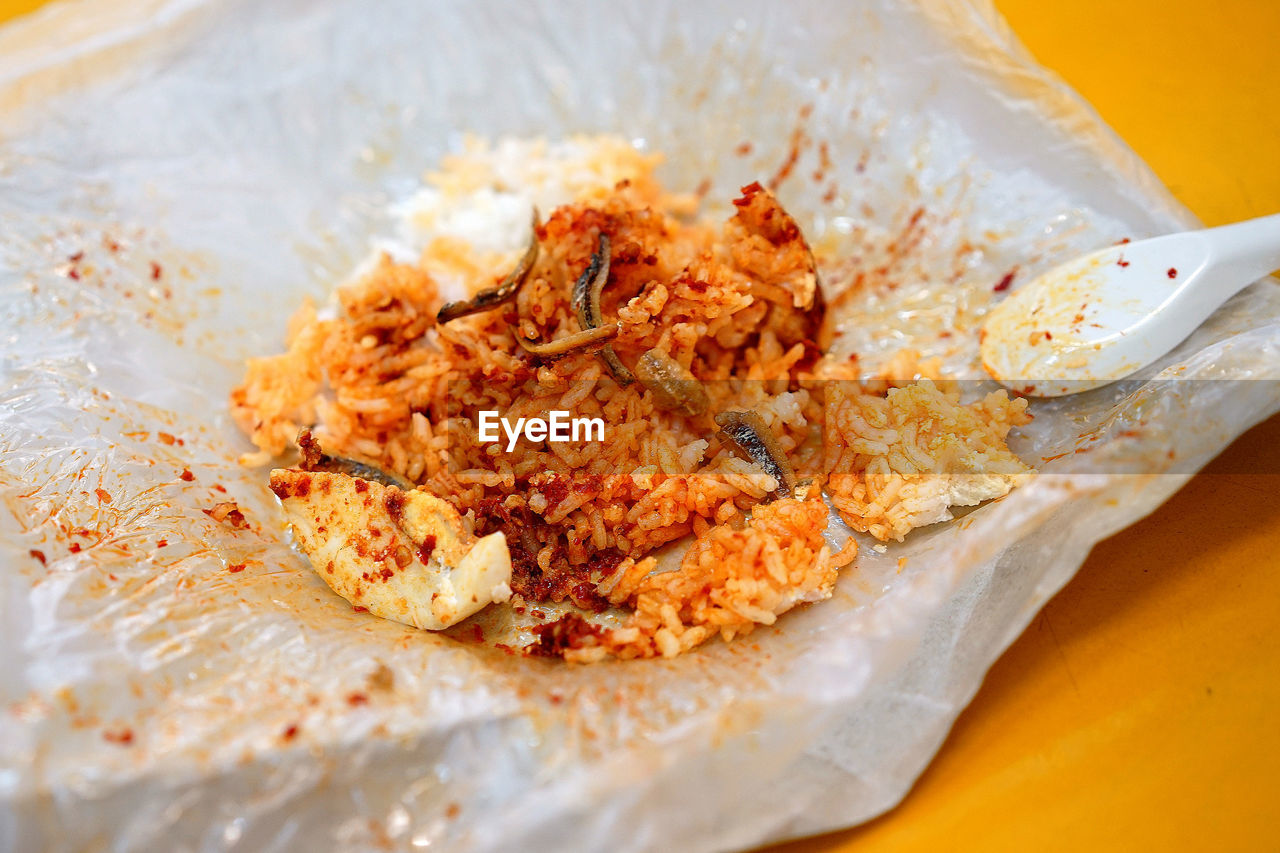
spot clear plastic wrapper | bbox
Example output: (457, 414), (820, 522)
(1, 1), (1278, 850)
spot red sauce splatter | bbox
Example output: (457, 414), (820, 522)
(227, 562), (247, 573)
(157, 432), (176, 445)
(281, 724), (299, 742)
(156, 539), (168, 548)
(993, 268), (1018, 292)
(203, 501), (247, 529)
(103, 728), (134, 745)
(384, 490), (406, 519)
(179, 469), (195, 482)
(1168, 267), (1178, 278)
(95, 488), (113, 504)
(540, 478), (570, 509)
(767, 120), (809, 190)
(29, 549), (46, 566)
(347, 692), (368, 706)
(69, 543), (82, 554)
(150, 261), (163, 280)
(525, 613), (606, 657)
(352, 605), (368, 613)
(1117, 255), (1130, 268)
(417, 534), (437, 565)
(814, 140), (833, 183)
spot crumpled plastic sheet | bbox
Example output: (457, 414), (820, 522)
(1, 0), (1278, 850)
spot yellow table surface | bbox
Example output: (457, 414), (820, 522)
(1, 1), (1276, 851)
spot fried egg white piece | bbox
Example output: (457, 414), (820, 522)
(893, 471), (1029, 535)
(270, 469), (511, 630)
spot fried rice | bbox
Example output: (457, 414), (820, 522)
(231, 136), (1031, 660)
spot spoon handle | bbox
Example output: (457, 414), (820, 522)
(1203, 212), (1280, 292)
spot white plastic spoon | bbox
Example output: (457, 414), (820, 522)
(981, 212), (1280, 397)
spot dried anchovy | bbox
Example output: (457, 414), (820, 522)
(296, 429), (414, 490)
(598, 346), (634, 386)
(634, 348), (708, 416)
(436, 208), (540, 324)
(511, 323), (619, 357)
(714, 410), (797, 498)
(571, 231), (634, 385)
(571, 231), (609, 328)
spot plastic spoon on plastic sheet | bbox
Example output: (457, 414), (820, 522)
(981, 212), (1280, 396)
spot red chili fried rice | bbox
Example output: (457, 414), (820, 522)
(232, 137), (1030, 660)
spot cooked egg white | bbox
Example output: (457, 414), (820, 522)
(270, 470), (512, 630)
(895, 471), (1027, 533)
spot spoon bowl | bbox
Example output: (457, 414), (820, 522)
(981, 213), (1280, 397)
